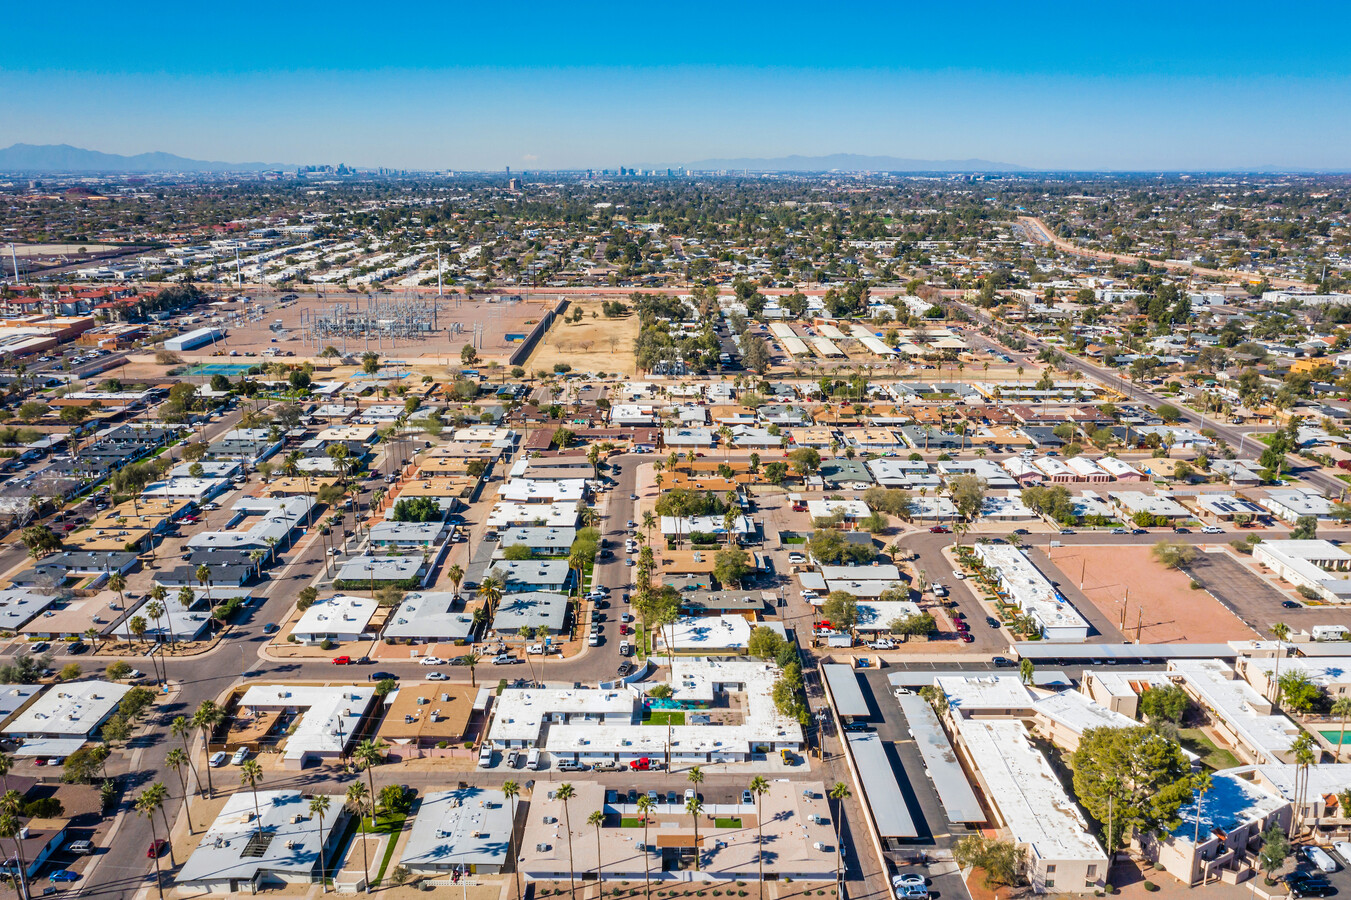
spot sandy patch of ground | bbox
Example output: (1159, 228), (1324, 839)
(1046, 545), (1259, 644)
(527, 300), (639, 376)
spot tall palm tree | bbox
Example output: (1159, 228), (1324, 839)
(828, 782), (851, 889)
(447, 564), (464, 601)
(136, 784), (170, 900)
(146, 601), (166, 660)
(1191, 771), (1213, 861)
(503, 781), (522, 900)
(636, 793), (655, 900)
(192, 701), (223, 797)
(1270, 622), (1291, 705)
(240, 759), (265, 836)
(588, 810), (606, 887)
(749, 776), (769, 900)
(352, 739), (387, 827)
(0, 810), (28, 900)
(346, 782), (372, 894)
(517, 626), (538, 683)
(0, 753), (10, 794)
(556, 783), (578, 900)
(1290, 732), (1317, 836)
(459, 651), (480, 687)
(642, 511), (656, 545)
(685, 796), (704, 871)
(1333, 696), (1351, 760)
(477, 576), (503, 619)
(195, 564), (213, 608)
(166, 748), (194, 833)
(310, 794), (332, 893)
(170, 716), (202, 796)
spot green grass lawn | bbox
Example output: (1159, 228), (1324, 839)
(1179, 728), (1242, 770)
(644, 710), (685, 726)
(358, 813), (407, 887)
(620, 817), (645, 828)
(715, 817), (742, 828)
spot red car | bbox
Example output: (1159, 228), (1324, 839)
(959, 633), (974, 643)
(929, 526), (951, 533)
(630, 757), (652, 771)
(148, 839), (167, 858)
(332, 656), (352, 665)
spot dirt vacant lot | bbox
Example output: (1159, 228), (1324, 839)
(527, 299), (640, 375)
(1046, 545), (1258, 644)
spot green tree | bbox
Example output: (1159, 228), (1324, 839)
(1070, 726), (1193, 851)
(353, 739), (387, 826)
(1151, 539), (1197, 570)
(556, 782), (578, 900)
(192, 701), (223, 797)
(749, 776), (770, 899)
(1292, 515), (1318, 540)
(952, 835), (1027, 889)
(685, 794), (705, 872)
(1278, 670), (1325, 714)
(1258, 823), (1291, 883)
(346, 782), (372, 893)
(1139, 684), (1189, 723)
(713, 547), (751, 588)
(828, 782), (852, 887)
(788, 447), (821, 476)
(503, 780), (522, 900)
(820, 591), (858, 631)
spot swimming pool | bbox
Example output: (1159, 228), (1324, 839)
(187, 363), (256, 376)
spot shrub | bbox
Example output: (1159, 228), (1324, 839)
(1104, 885), (1114, 895)
(320, 639), (335, 651)
(1143, 882), (1158, 892)
(1189, 580), (1202, 590)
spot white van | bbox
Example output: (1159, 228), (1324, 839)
(527, 748), (544, 771)
(1305, 846), (1338, 873)
(477, 744), (493, 768)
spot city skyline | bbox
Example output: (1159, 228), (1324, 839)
(7, 0), (1351, 172)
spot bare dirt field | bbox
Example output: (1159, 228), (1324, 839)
(527, 299), (640, 376)
(177, 293), (556, 367)
(1046, 545), (1259, 644)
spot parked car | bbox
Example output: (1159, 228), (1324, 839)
(1202, 525), (1224, 534)
(332, 656), (352, 665)
(992, 656), (1015, 668)
(48, 871), (79, 883)
(426, 672), (449, 681)
(369, 671), (399, 682)
(557, 760), (587, 772)
(231, 747), (250, 765)
(148, 839), (168, 858)
(892, 874), (926, 890)
(1288, 874), (1335, 898)
(263, 623), (280, 634)
(492, 654), (517, 665)
(419, 656), (446, 666)
(1305, 846), (1339, 873)
(928, 526), (950, 533)
(1334, 841), (1351, 865)
(209, 751), (229, 768)
(1283, 600), (1303, 609)
(986, 616), (1001, 628)
(506, 750), (521, 769)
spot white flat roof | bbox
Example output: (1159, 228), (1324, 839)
(3, 681), (130, 738)
(1169, 659), (1302, 758)
(238, 684), (376, 762)
(958, 719), (1107, 863)
(293, 594), (379, 637)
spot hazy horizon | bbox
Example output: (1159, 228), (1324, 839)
(8, 0), (1351, 172)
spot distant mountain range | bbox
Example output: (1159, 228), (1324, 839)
(0, 143), (285, 173)
(684, 153), (1028, 172)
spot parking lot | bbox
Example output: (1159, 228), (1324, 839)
(1183, 551), (1351, 639)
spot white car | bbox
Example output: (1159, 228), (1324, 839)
(527, 644), (545, 655)
(800, 590), (818, 601)
(209, 751), (229, 768)
(1332, 841), (1351, 864)
(419, 656), (446, 666)
(426, 671), (449, 681)
(1202, 525), (1224, 534)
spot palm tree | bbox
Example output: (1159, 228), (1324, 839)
(310, 794), (332, 893)
(749, 776), (769, 900)
(0, 753), (10, 794)
(477, 576), (503, 619)
(1191, 771), (1213, 862)
(352, 739), (387, 827)
(828, 782), (851, 889)
(685, 796), (705, 871)
(1333, 696), (1351, 760)
(346, 782), (372, 894)
(1290, 731), (1317, 836)
(136, 785), (169, 900)
(447, 564), (464, 600)
(195, 563), (212, 608)
(192, 701), (223, 797)
(588, 810), (606, 887)
(556, 782), (578, 900)
(1270, 622), (1291, 705)
(636, 793), (655, 900)
(0, 809), (28, 900)
(503, 781), (522, 900)
(108, 570), (126, 608)
(146, 601), (166, 661)
(170, 715), (203, 797)
(460, 651), (480, 687)
(240, 759), (265, 835)
(518, 626), (538, 683)
(166, 748), (194, 833)
(642, 511), (656, 545)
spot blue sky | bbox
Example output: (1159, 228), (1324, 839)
(6, 1), (1351, 171)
